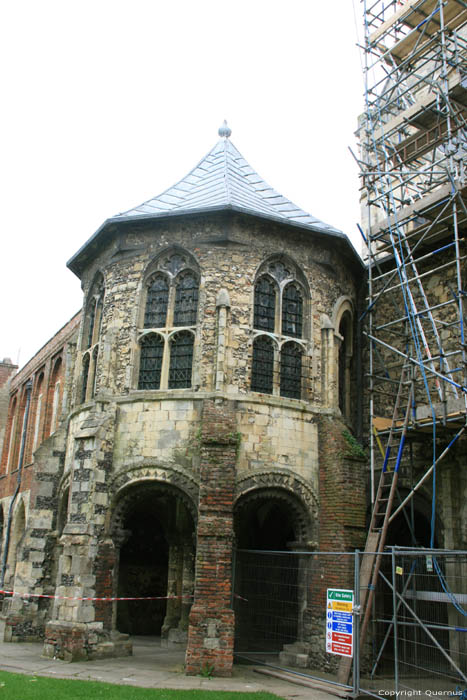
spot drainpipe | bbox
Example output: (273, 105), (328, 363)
(0, 379), (33, 589)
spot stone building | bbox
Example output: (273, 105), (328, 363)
(0, 124), (367, 675)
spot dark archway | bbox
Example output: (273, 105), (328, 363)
(114, 483), (195, 638)
(233, 488), (312, 654)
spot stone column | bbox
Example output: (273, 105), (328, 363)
(43, 409), (131, 661)
(185, 399), (238, 677)
(161, 538), (183, 647)
(215, 289), (231, 392)
(178, 540), (195, 634)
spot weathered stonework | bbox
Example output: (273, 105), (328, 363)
(0, 136), (369, 674)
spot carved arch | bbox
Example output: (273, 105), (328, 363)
(235, 469), (318, 546)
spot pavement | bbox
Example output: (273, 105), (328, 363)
(0, 621), (335, 699)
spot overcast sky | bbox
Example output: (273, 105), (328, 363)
(1, 0), (365, 370)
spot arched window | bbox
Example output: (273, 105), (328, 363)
(80, 273), (105, 404)
(280, 342), (303, 399)
(338, 310), (353, 418)
(251, 258), (308, 400)
(81, 353), (90, 404)
(169, 331), (194, 388)
(282, 283), (303, 338)
(137, 250), (199, 391)
(254, 277), (276, 332)
(32, 372), (44, 453)
(251, 336), (274, 394)
(138, 334), (164, 390)
(174, 272), (198, 326)
(144, 275), (169, 328)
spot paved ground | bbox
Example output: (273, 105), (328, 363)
(0, 622), (335, 699)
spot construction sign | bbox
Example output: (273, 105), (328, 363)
(326, 588), (354, 657)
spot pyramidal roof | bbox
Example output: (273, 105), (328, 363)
(68, 123), (359, 278)
(110, 121), (342, 236)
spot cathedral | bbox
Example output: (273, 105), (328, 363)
(0, 123), (368, 674)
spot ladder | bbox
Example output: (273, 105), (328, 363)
(338, 365), (413, 684)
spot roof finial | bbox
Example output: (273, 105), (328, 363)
(218, 119), (232, 139)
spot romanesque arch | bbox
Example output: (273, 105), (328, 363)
(108, 466), (199, 642)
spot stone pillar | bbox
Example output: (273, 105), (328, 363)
(43, 410), (131, 661)
(215, 289), (231, 391)
(185, 399), (238, 677)
(178, 540), (195, 634)
(161, 538), (183, 647)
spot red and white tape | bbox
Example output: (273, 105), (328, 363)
(0, 590), (248, 602)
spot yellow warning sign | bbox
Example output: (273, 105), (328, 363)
(332, 601), (353, 612)
(328, 602), (332, 608)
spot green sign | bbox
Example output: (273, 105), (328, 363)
(327, 589), (353, 602)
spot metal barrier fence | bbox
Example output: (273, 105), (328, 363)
(232, 548), (467, 697)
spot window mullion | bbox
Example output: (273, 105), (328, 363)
(160, 336), (170, 389)
(166, 285), (176, 328)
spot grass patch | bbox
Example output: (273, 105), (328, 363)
(0, 670), (282, 700)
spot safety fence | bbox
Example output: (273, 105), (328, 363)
(232, 548), (467, 697)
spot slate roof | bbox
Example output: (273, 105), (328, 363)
(68, 123), (360, 277)
(110, 124), (342, 237)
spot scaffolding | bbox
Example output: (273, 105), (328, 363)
(343, 0), (467, 685)
(360, 0), (467, 517)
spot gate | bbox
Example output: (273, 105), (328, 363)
(232, 547), (467, 696)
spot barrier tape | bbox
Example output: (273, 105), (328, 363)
(0, 589), (248, 603)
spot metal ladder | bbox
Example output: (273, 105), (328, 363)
(338, 365), (413, 684)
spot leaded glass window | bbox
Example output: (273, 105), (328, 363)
(138, 334), (164, 390)
(144, 275), (169, 328)
(282, 283), (303, 338)
(280, 342), (302, 399)
(169, 331), (194, 389)
(254, 277), (276, 332)
(173, 272), (199, 327)
(81, 353), (90, 404)
(86, 303), (96, 349)
(251, 336), (274, 394)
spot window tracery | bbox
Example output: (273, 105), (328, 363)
(138, 251), (199, 391)
(251, 257), (308, 399)
(80, 273), (104, 404)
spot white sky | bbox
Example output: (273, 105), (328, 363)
(1, 0), (365, 370)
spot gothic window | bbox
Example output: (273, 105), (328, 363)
(251, 336), (274, 394)
(282, 283), (303, 338)
(280, 342), (303, 399)
(138, 251), (199, 391)
(254, 277), (276, 332)
(169, 331), (194, 388)
(138, 334), (164, 390)
(251, 258), (308, 400)
(80, 273), (104, 404)
(144, 275), (169, 328)
(174, 272), (199, 327)
(81, 353), (90, 404)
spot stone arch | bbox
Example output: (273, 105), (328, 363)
(108, 464), (199, 531)
(109, 472), (198, 640)
(234, 470), (318, 548)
